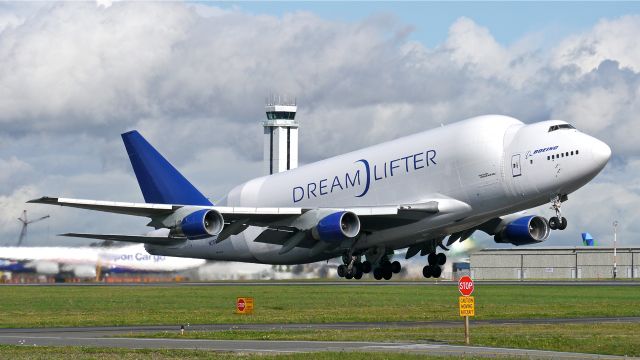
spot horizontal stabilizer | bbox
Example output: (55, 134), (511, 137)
(61, 233), (186, 246)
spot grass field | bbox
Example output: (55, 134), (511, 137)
(0, 284), (638, 328)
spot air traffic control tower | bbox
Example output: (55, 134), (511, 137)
(263, 96), (298, 175)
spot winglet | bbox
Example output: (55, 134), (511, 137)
(121, 131), (212, 206)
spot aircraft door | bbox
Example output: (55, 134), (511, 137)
(511, 154), (521, 177)
(506, 152), (528, 198)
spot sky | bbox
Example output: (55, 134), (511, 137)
(0, 1), (638, 250)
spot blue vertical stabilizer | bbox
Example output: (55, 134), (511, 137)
(581, 232), (595, 246)
(121, 131), (212, 206)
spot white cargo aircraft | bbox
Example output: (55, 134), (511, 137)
(29, 115), (611, 280)
(0, 244), (206, 278)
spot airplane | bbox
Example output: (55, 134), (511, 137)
(28, 114), (611, 280)
(0, 243), (206, 279)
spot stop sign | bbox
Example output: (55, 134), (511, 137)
(237, 298), (246, 312)
(458, 276), (474, 296)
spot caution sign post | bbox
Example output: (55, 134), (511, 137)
(459, 296), (475, 316)
(236, 297), (254, 314)
(457, 276), (475, 344)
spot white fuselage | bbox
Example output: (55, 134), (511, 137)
(0, 244), (206, 277)
(146, 115), (610, 264)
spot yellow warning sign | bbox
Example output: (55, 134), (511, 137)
(459, 296), (475, 317)
(236, 297), (254, 314)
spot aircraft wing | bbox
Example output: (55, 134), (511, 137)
(29, 196), (469, 226)
(28, 196), (305, 220)
(30, 195), (472, 248)
(28, 197), (179, 217)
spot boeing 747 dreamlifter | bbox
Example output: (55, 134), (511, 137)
(30, 115), (611, 280)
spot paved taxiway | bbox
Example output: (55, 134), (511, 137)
(2, 316), (639, 336)
(1, 318), (637, 359)
(0, 336), (631, 359)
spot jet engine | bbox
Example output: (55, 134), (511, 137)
(311, 211), (360, 243)
(494, 215), (550, 246)
(173, 209), (224, 239)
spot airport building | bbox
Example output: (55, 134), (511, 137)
(470, 247), (640, 280)
(263, 95), (298, 175)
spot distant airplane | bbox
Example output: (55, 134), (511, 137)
(0, 244), (206, 279)
(29, 115), (611, 280)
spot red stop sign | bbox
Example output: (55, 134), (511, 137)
(237, 298), (246, 312)
(458, 276), (474, 296)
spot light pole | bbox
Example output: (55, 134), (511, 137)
(613, 220), (618, 279)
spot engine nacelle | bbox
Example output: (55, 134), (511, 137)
(311, 211), (360, 243)
(174, 209), (224, 239)
(494, 215), (550, 246)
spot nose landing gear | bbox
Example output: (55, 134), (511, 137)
(549, 195), (568, 230)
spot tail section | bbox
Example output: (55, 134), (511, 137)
(121, 131), (212, 206)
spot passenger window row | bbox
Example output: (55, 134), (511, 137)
(547, 150), (579, 161)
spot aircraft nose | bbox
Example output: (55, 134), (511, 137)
(591, 138), (611, 168)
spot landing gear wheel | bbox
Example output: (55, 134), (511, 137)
(549, 194), (567, 231)
(436, 253), (447, 266)
(381, 260), (391, 272)
(373, 268), (383, 280)
(431, 265), (442, 278)
(354, 269), (363, 280)
(345, 270), (353, 280)
(427, 252), (437, 265)
(337, 265), (347, 277)
(362, 261), (372, 274)
(422, 265), (432, 278)
(559, 217), (568, 230)
(382, 268), (393, 280)
(391, 261), (401, 274)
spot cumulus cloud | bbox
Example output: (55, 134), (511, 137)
(552, 15), (640, 74)
(0, 3), (636, 247)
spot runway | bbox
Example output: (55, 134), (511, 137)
(2, 280), (640, 286)
(1, 318), (637, 359)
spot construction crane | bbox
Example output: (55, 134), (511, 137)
(17, 210), (50, 246)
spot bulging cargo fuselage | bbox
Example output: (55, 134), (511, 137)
(145, 115), (610, 264)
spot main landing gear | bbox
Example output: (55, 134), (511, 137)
(549, 195), (568, 230)
(372, 259), (401, 281)
(422, 252), (446, 279)
(336, 254), (401, 280)
(337, 255), (364, 280)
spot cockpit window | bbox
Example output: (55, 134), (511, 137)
(548, 124), (575, 132)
